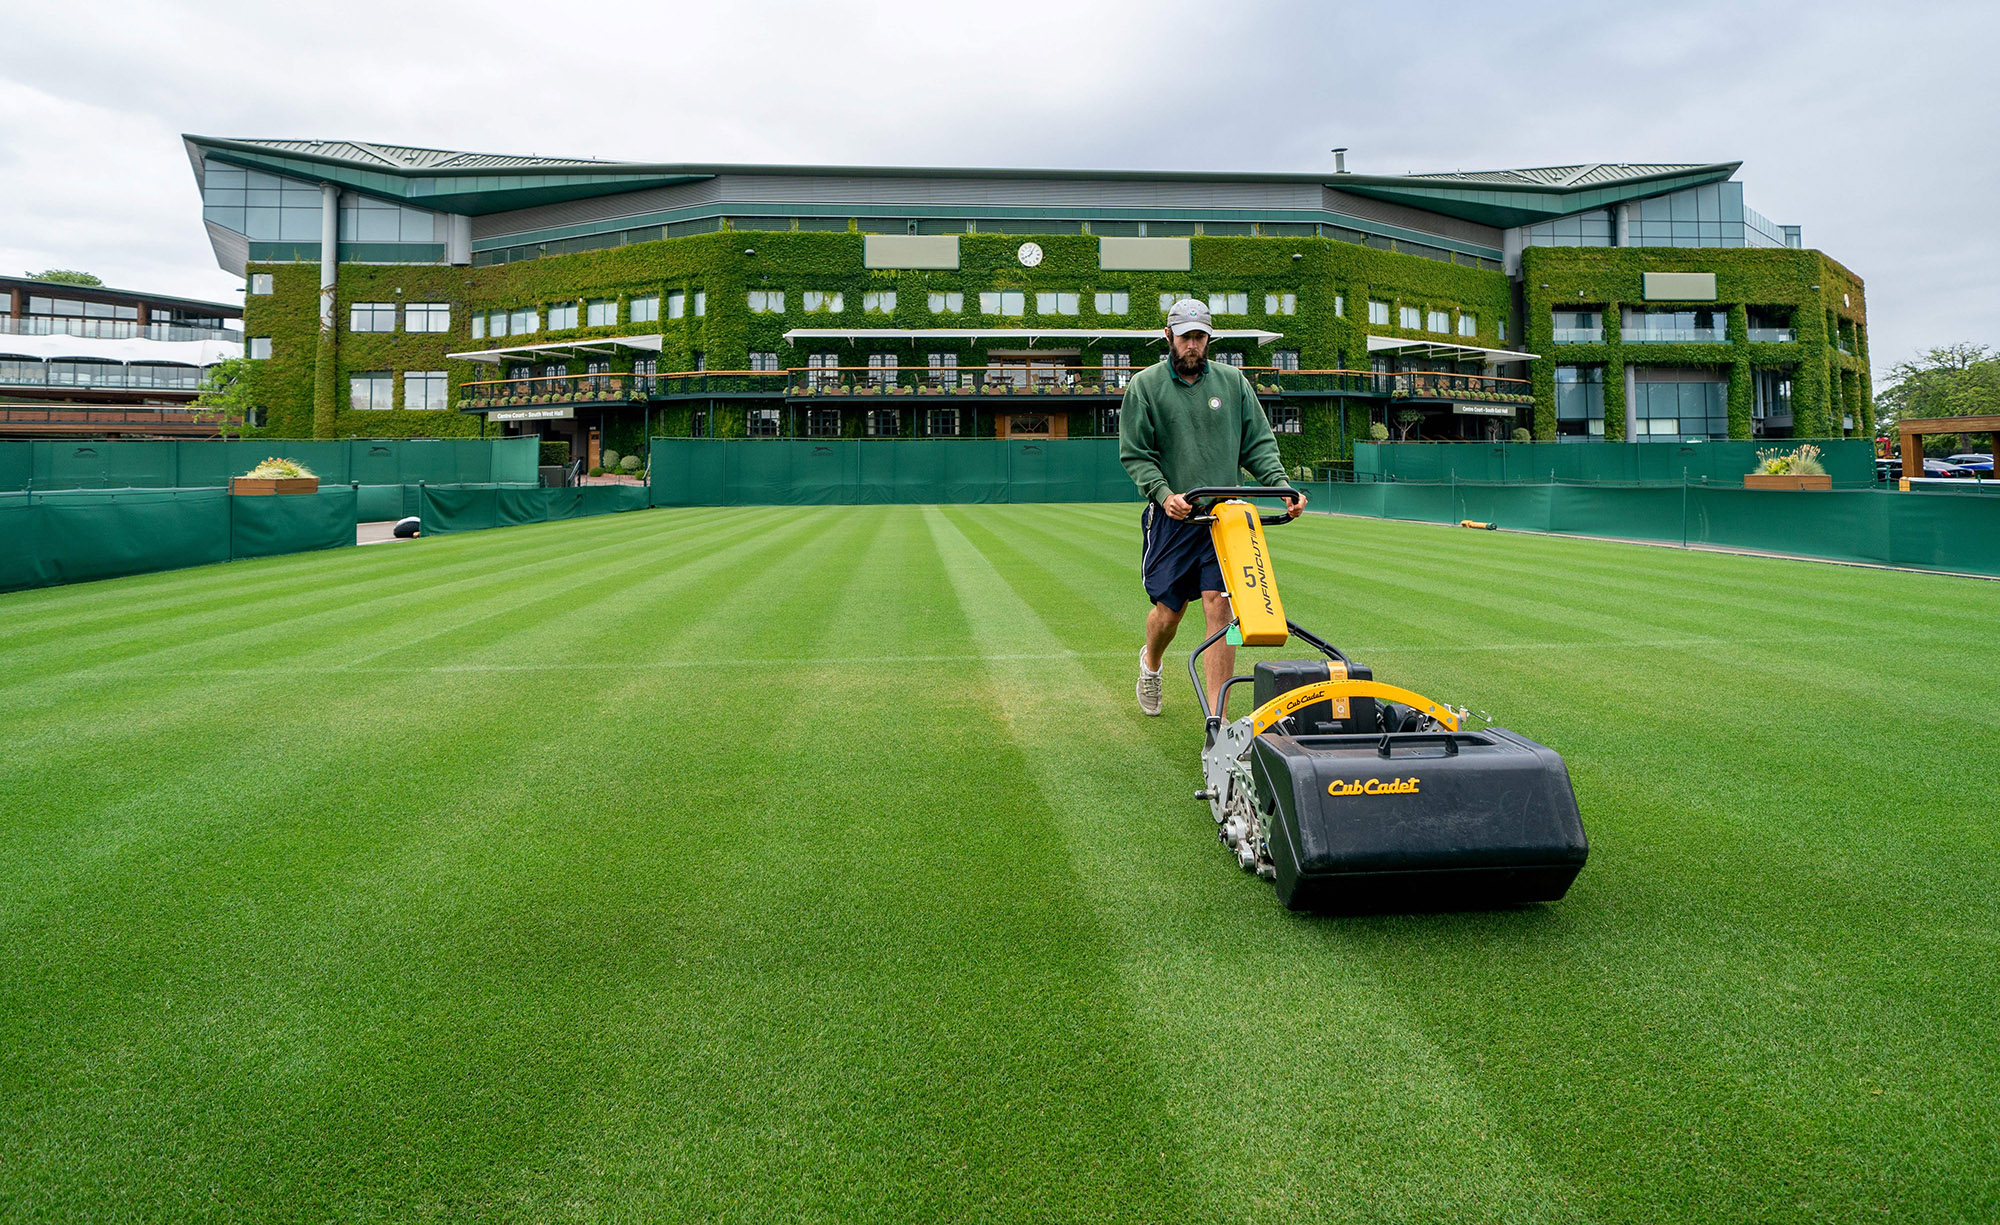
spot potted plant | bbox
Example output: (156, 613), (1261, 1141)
(231, 457), (319, 496)
(1746, 444), (1832, 490)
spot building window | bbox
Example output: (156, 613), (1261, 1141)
(1400, 306), (1422, 330)
(808, 407), (842, 436)
(748, 408), (781, 437)
(1270, 405), (1301, 434)
(509, 306), (539, 335)
(1457, 313), (1477, 338)
(586, 298), (617, 327)
(927, 407), (961, 437)
(1426, 310), (1450, 333)
(748, 351), (781, 372)
(863, 291), (897, 314)
(1208, 291), (1248, 315)
(1554, 366), (1606, 437)
(927, 352), (959, 389)
(807, 352), (839, 389)
(1158, 292), (1178, 313)
(866, 408), (901, 437)
(692, 351), (705, 372)
(694, 291), (706, 317)
(1334, 294), (1345, 317)
(979, 290), (1025, 317)
(1094, 291), (1129, 315)
(1272, 349), (1300, 371)
(802, 291), (844, 313)
(633, 358), (657, 393)
(1099, 406), (1120, 434)
(1265, 293), (1296, 316)
(404, 371), (449, 411)
(1499, 318), (1508, 343)
(667, 291), (685, 320)
(1036, 291), (1079, 316)
(1101, 352), (1133, 388)
(349, 372), (393, 411)
(248, 337), (272, 360)
(1213, 351), (1244, 367)
(349, 302), (396, 333)
(544, 302), (576, 330)
(630, 295), (660, 322)
(867, 353), (898, 387)
(747, 290), (784, 314)
(403, 302), (449, 333)
(928, 291), (963, 314)
(249, 274), (274, 295)
(1632, 366), (1729, 439)
(1368, 300), (1390, 326)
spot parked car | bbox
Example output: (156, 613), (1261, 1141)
(1876, 458), (1902, 481)
(1922, 458), (1973, 478)
(1945, 453), (1993, 473)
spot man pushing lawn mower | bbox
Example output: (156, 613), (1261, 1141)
(1120, 297), (1305, 717)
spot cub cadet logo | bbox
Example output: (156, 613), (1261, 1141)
(1328, 777), (1421, 797)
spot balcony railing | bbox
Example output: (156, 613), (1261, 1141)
(1748, 327), (1797, 343)
(1551, 328), (1603, 344)
(1624, 327), (1729, 344)
(0, 317), (241, 343)
(453, 366), (1535, 411)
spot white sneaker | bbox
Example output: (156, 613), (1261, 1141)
(1136, 646), (1164, 716)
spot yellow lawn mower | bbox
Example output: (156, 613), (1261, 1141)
(1181, 488), (1588, 913)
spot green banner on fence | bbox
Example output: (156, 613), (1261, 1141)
(1354, 439), (1878, 487)
(1321, 479), (2000, 578)
(417, 484), (649, 533)
(647, 439), (1142, 506)
(0, 438), (539, 492)
(0, 487), (358, 594)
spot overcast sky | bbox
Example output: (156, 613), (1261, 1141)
(3, 0), (1992, 378)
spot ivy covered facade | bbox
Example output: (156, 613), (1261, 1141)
(185, 138), (1869, 465)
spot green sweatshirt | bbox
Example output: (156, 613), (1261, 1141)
(1117, 356), (1290, 505)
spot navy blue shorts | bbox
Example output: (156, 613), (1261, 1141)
(1140, 501), (1223, 613)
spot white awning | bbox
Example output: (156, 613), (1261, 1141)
(446, 334), (664, 363)
(0, 332), (242, 365)
(780, 327), (1284, 345)
(1365, 335), (1540, 363)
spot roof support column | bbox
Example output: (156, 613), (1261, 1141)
(447, 214), (471, 266)
(312, 183), (340, 437)
(1615, 203), (1631, 247)
(1624, 361), (1638, 442)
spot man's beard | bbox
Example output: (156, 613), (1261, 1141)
(1171, 346), (1206, 376)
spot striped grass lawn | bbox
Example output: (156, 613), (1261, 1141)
(1, 504), (1994, 1223)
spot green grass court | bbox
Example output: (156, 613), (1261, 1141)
(2, 505), (1993, 1223)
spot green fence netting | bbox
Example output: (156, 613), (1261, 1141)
(1318, 479), (2000, 578)
(0, 438), (539, 491)
(417, 484), (649, 533)
(0, 487), (357, 594)
(648, 439), (1142, 506)
(1354, 439), (1878, 487)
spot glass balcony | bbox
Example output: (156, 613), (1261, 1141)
(1624, 327), (1729, 344)
(0, 316), (241, 343)
(1551, 327), (1603, 344)
(1748, 328), (1796, 343)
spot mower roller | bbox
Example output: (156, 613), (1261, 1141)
(1181, 488), (1587, 913)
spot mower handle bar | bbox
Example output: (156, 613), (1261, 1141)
(1180, 486), (1303, 527)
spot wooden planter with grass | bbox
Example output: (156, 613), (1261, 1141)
(1744, 473), (1832, 491)
(231, 476), (319, 495)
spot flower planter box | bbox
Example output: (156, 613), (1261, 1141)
(231, 477), (319, 496)
(1744, 473), (1832, 491)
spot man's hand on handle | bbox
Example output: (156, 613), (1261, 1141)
(1282, 488), (1308, 518)
(1163, 491), (1193, 521)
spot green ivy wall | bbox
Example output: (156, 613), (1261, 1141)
(1521, 246), (1869, 441)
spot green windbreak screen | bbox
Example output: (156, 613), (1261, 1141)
(1353, 440), (1878, 487)
(0, 438), (538, 491)
(1319, 479), (2000, 578)
(649, 439), (1142, 506)
(418, 484), (648, 534)
(0, 487), (357, 594)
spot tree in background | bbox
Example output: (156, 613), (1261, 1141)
(24, 269), (102, 286)
(189, 357), (258, 442)
(1394, 409), (1424, 441)
(1875, 344), (2000, 454)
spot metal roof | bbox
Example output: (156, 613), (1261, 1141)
(184, 135), (1743, 229)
